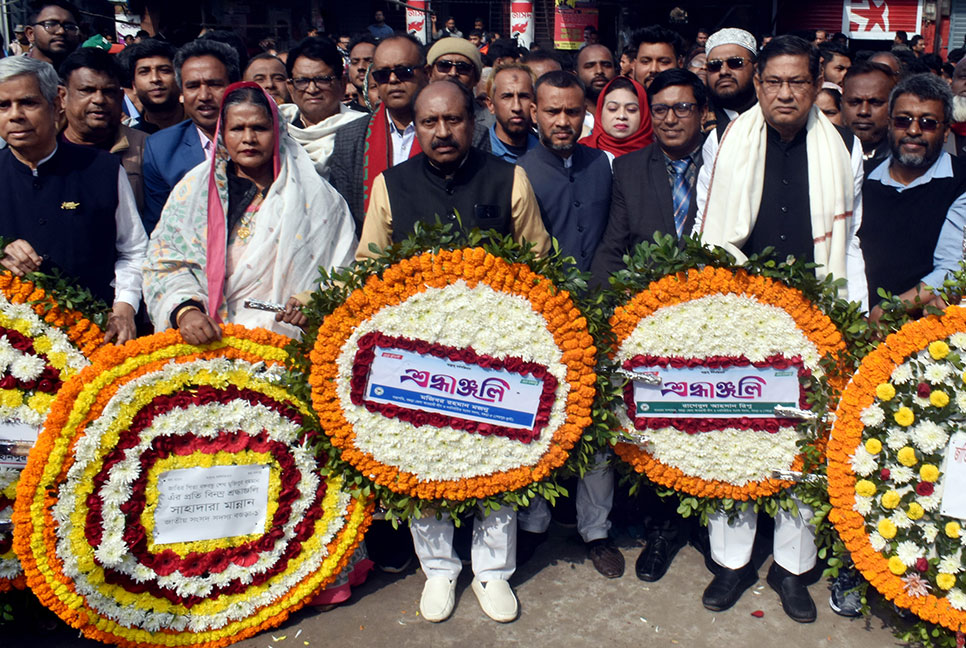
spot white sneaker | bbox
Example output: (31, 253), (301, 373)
(419, 576), (456, 622)
(471, 577), (519, 622)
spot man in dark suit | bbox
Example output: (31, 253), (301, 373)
(140, 39), (240, 233)
(591, 69), (707, 280)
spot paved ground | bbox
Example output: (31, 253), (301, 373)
(3, 521), (911, 648)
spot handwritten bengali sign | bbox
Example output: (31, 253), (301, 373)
(153, 464), (270, 545)
(365, 346), (544, 430)
(0, 420), (39, 468)
(632, 365), (800, 418)
(941, 432), (966, 520)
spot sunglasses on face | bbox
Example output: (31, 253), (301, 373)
(290, 75), (338, 91)
(892, 115), (946, 132)
(371, 65), (418, 84)
(650, 102), (697, 119)
(706, 57), (748, 73)
(435, 59), (475, 76)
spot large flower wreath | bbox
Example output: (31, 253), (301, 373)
(828, 303), (966, 645)
(0, 270), (105, 592)
(606, 236), (869, 520)
(13, 326), (372, 648)
(289, 224), (610, 520)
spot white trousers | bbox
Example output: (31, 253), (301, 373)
(410, 505), (516, 581)
(517, 452), (613, 543)
(708, 500), (816, 575)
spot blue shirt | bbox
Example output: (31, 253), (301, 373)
(487, 124), (538, 164)
(867, 152), (966, 290)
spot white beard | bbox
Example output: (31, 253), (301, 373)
(953, 95), (966, 123)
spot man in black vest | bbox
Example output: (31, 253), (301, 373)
(516, 70), (622, 580)
(358, 79), (548, 625)
(0, 57), (147, 344)
(861, 73), (966, 319)
(842, 60), (896, 174)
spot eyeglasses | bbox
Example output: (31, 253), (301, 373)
(371, 65), (418, 84)
(892, 115), (946, 132)
(650, 102), (697, 119)
(290, 75), (338, 91)
(706, 56), (749, 73)
(759, 77), (812, 94)
(434, 59), (476, 76)
(33, 20), (80, 34)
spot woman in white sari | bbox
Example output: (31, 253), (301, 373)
(143, 82), (356, 342)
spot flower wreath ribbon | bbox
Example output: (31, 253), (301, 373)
(13, 325), (372, 648)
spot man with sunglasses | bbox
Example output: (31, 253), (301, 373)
(425, 37), (492, 147)
(696, 35), (866, 624)
(25, 0), (81, 69)
(276, 38), (365, 181)
(329, 34), (429, 230)
(860, 73), (966, 319)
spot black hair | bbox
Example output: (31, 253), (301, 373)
(124, 38), (176, 71)
(28, 0), (79, 24)
(469, 29), (484, 40)
(200, 30), (249, 72)
(488, 38), (520, 62)
(413, 77), (474, 119)
(758, 35), (820, 81)
(645, 68), (708, 109)
(245, 52), (286, 74)
(819, 41), (852, 63)
(58, 47), (123, 85)
(135, 29), (150, 40)
(174, 38), (241, 87)
(522, 50), (560, 65)
(910, 34), (924, 48)
(584, 25), (598, 35)
(534, 69), (584, 95)
(285, 36), (343, 78)
(944, 62), (956, 78)
(949, 48), (966, 64)
(818, 86), (842, 110)
(348, 32), (377, 54)
(374, 32), (426, 66)
(220, 84), (274, 126)
(896, 30), (909, 43)
(921, 53), (943, 75)
(842, 59), (897, 86)
(889, 72), (952, 123)
(629, 25), (686, 59)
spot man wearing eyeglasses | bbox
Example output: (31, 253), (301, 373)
(329, 34), (428, 230)
(25, 0), (81, 69)
(860, 73), (966, 319)
(696, 35), (866, 624)
(276, 38), (365, 181)
(425, 38), (492, 148)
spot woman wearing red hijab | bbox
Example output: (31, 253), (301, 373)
(578, 76), (653, 163)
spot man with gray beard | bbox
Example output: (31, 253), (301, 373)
(859, 74), (966, 318)
(946, 58), (966, 156)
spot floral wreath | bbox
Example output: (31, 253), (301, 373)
(290, 224), (609, 520)
(0, 270), (105, 592)
(13, 325), (372, 648)
(828, 304), (966, 642)
(604, 236), (867, 520)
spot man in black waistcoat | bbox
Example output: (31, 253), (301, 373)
(0, 57), (148, 344)
(861, 73), (966, 318)
(357, 79), (549, 626)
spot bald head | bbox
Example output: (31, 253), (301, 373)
(372, 35), (428, 119)
(414, 80), (474, 172)
(576, 44), (616, 102)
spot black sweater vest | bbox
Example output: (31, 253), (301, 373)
(860, 155), (966, 305)
(0, 143), (119, 304)
(383, 148), (515, 242)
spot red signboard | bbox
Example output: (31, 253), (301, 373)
(553, 0), (598, 50)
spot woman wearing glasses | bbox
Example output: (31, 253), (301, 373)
(578, 76), (653, 164)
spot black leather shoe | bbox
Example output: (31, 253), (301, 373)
(635, 533), (686, 582)
(516, 530), (549, 566)
(702, 564), (757, 611)
(767, 562), (817, 623)
(586, 539), (625, 578)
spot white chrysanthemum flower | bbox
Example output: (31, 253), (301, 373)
(897, 541), (923, 566)
(886, 429), (910, 451)
(958, 391), (966, 414)
(892, 509), (913, 529)
(9, 354), (44, 381)
(918, 494), (942, 512)
(922, 523), (939, 543)
(869, 531), (887, 552)
(890, 465), (915, 484)
(0, 343), (18, 370)
(940, 554), (963, 574)
(951, 333), (966, 349)
(948, 588), (966, 610)
(860, 404), (886, 427)
(851, 446), (877, 476)
(891, 363), (915, 384)
(911, 420), (948, 454)
(854, 495), (873, 515)
(925, 363), (953, 384)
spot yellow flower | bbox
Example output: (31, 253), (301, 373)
(907, 502), (925, 520)
(947, 522), (961, 538)
(865, 438), (883, 454)
(894, 407), (915, 427)
(33, 335), (52, 354)
(938, 573), (957, 590)
(0, 389), (22, 408)
(889, 556), (906, 575)
(929, 340), (951, 360)
(897, 446), (918, 466)
(46, 351), (67, 370)
(931, 390), (950, 408)
(855, 479), (877, 497)
(920, 464), (940, 482)
(878, 518), (897, 539)
(881, 491), (901, 509)
(876, 383), (897, 401)
(27, 392), (53, 413)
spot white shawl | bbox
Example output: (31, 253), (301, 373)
(277, 102), (367, 179)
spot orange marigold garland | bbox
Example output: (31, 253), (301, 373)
(828, 305), (966, 638)
(0, 270), (104, 592)
(13, 325), (372, 648)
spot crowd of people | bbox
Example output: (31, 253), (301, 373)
(2, 0), (966, 634)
